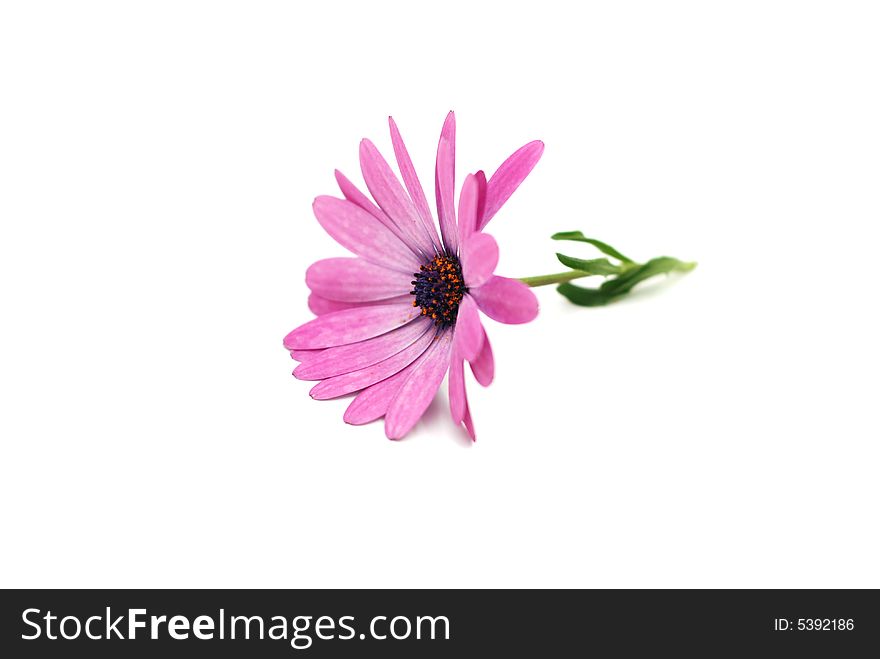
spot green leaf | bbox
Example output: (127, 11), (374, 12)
(556, 257), (696, 306)
(551, 231), (634, 263)
(555, 253), (622, 276)
(599, 257), (696, 297)
(556, 282), (618, 306)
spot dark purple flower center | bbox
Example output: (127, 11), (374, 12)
(410, 254), (467, 327)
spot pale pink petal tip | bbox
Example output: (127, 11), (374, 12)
(463, 405), (476, 441)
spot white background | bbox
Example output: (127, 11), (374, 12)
(2, 1), (878, 588)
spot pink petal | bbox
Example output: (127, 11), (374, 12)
(460, 232), (499, 288)
(290, 348), (324, 362)
(313, 196), (421, 273)
(457, 173), (478, 243)
(479, 140), (544, 231)
(462, 404), (476, 441)
(388, 117), (442, 252)
(284, 303), (420, 350)
(306, 258), (412, 302)
(475, 170), (487, 231)
(360, 139), (433, 257)
(294, 317), (432, 380)
(454, 294), (483, 361)
(384, 331), (453, 439)
(334, 170), (388, 224)
(470, 276), (539, 325)
(308, 293), (352, 316)
(307, 293), (412, 316)
(469, 326), (494, 386)
(343, 353), (423, 425)
(434, 111), (458, 254)
(335, 170), (421, 256)
(309, 327), (437, 400)
(448, 353), (467, 425)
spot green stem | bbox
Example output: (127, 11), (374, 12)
(518, 270), (595, 287)
(519, 261), (640, 287)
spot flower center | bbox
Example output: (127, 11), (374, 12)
(410, 254), (467, 327)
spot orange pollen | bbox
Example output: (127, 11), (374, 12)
(410, 254), (467, 327)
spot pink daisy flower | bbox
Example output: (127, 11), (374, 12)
(283, 112), (543, 440)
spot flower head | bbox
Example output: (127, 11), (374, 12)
(283, 112), (543, 440)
